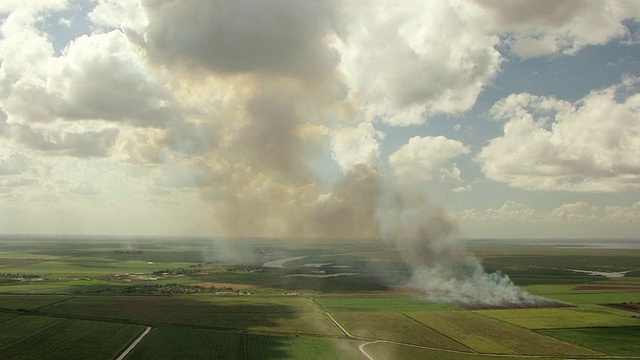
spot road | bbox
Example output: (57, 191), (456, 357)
(115, 326), (151, 360)
(309, 298), (640, 360)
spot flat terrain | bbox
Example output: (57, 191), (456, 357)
(41, 295), (341, 336)
(475, 306), (640, 329)
(408, 311), (597, 356)
(0, 315), (144, 360)
(540, 326), (640, 356)
(1, 236), (639, 359)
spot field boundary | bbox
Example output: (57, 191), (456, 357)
(0, 318), (78, 359)
(400, 312), (475, 353)
(34, 296), (74, 310)
(310, 298), (354, 338)
(115, 326), (151, 360)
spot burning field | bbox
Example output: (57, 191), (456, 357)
(453, 297), (572, 310)
(377, 186), (555, 309)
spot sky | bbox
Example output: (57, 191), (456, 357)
(0, 0), (639, 240)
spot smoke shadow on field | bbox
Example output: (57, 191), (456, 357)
(39, 295), (330, 359)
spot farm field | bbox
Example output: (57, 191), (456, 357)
(0, 312), (16, 323)
(0, 315), (143, 359)
(40, 295), (341, 336)
(474, 306), (640, 329)
(539, 326), (640, 356)
(407, 311), (598, 356)
(362, 342), (554, 360)
(1, 236), (640, 359)
(127, 327), (362, 360)
(314, 295), (457, 313)
(245, 334), (361, 360)
(0, 295), (70, 309)
(126, 328), (243, 360)
(330, 311), (472, 351)
(544, 291), (640, 305)
(0, 316), (65, 353)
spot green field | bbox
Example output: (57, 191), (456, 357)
(314, 295), (456, 313)
(520, 284), (579, 293)
(0, 295), (70, 309)
(1, 237), (640, 359)
(0, 315), (143, 359)
(408, 311), (598, 356)
(475, 306), (640, 329)
(0, 316), (65, 352)
(0, 312), (16, 323)
(10, 320), (144, 360)
(0, 237), (216, 278)
(363, 342), (553, 360)
(128, 327), (362, 360)
(40, 295), (341, 336)
(245, 334), (361, 360)
(127, 327), (242, 360)
(331, 311), (471, 351)
(540, 326), (640, 356)
(544, 291), (640, 305)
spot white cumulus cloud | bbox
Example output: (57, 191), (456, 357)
(389, 136), (470, 183)
(338, 0), (502, 126)
(475, 0), (640, 58)
(478, 79), (640, 192)
(330, 122), (383, 173)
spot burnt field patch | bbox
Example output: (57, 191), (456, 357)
(453, 298), (571, 310)
(601, 302), (640, 314)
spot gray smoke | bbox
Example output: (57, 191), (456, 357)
(140, 0), (557, 307)
(377, 182), (553, 307)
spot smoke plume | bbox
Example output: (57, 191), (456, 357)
(377, 182), (554, 307)
(141, 1), (556, 307)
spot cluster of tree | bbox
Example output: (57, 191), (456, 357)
(151, 267), (202, 276)
(86, 283), (237, 295)
(113, 250), (143, 254)
(0, 273), (41, 282)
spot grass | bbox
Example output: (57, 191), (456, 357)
(544, 291), (640, 305)
(128, 327), (362, 360)
(314, 296), (456, 313)
(0, 283), (100, 294)
(0, 237), (210, 277)
(0, 295), (70, 309)
(0, 279), (202, 294)
(245, 334), (361, 360)
(127, 327), (242, 360)
(573, 278), (640, 291)
(0, 312), (17, 323)
(475, 307), (640, 329)
(41, 295), (341, 336)
(0, 318), (79, 359)
(408, 311), (598, 356)
(196, 271), (390, 293)
(331, 311), (471, 351)
(363, 342), (537, 360)
(476, 247), (640, 272)
(539, 326), (640, 356)
(0, 259), (198, 278)
(9, 320), (144, 360)
(0, 316), (64, 351)
(476, 248), (640, 285)
(520, 284), (578, 293)
(1, 237), (639, 359)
